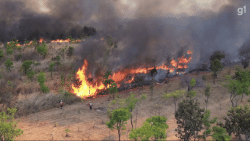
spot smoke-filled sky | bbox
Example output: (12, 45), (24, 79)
(1, 0), (250, 72)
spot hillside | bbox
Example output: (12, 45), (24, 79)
(8, 58), (250, 140)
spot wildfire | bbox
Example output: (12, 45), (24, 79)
(71, 60), (105, 98)
(39, 38), (44, 43)
(71, 51), (193, 98)
(51, 39), (70, 43)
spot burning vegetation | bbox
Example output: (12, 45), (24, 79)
(71, 51), (193, 98)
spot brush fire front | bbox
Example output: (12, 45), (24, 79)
(71, 51), (193, 98)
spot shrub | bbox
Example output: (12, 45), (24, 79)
(27, 70), (35, 81)
(248, 99), (250, 102)
(40, 84), (50, 93)
(6, 47), (13, 55)
(0, 49), (4, 59)
(5, 59), (14, 71)
(67, 47), (74, 57)
(22, 60), (33, 75)
(0, 108), (23, 140)
(37, 71), (46, 85)
(36, 44), (48, 57)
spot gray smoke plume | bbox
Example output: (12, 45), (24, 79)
(1, 0), (250, 74)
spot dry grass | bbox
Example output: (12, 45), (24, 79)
(1, 42), (250, 140)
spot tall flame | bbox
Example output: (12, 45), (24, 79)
(71, 60), (105, 98)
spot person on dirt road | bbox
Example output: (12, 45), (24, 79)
(60, 100), (63, 109)
(89, 103), (93, 110)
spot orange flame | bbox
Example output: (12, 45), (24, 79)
(71, 51), (193, 98)
(51, 39), (70, 43)
(39, 38), (44, 43)
(71, 60), (105, 98)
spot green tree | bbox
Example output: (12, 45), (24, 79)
(67, 46), (74, 57)
(109, 82), (118, 100)
(175, 98), (205, 141)
(221, 69), (250, 107)
(36, 43), (48, 57)
(27, 70), (35, 81)
(106, 108), (131, 141)
(0, 49), (4, 59)
(49, 62), (55, 78)
(200, 110), (217, 140)
(187, 78), (196, 99)
(0, 108), (23, 141)
(5, 59), (14, 71)
(22, 60), (33, 75)
(209, 51), (225, 84)
(129, 116), (169, 141)
(125, 92), (147, 129)
(162, 90), (185, 113)
(218, 105), (250, 140)
(6, 46), (13, 55)
(232, 68), (250, 102)
(204, 85), (211, 110)
(37, 71), (49, 93)
(211, 126), (231, 141)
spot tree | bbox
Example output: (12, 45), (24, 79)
(109, 82), (118, 100)
(187, 78), (196, 99)
(232, 68), (250, 102)
(125, 92), (146, 129)
(36, 43), (48, 58)
(37, 71), (49, 93)
(0, 49), (4, 59)
(0, 108), (23, 141)
(200, 110), (217, 140)
(175, 98), (205, 141)
(129, 116), (169, 141)
(106, 108), (131, 141)
(209, 51), (225, 84)
(67, 46), (74, 57)
(49, 62), (55, 78)
(22, 60), (33, 75)
(6, 46), (13, 55)
(221, 69), (250, 107)
(27, 70), (35, 81)
(204, 85), (211, 110)
(162, 90), (185, 113)
(5, 59), (14, 71)
(218, 105), (250, 140)
(241, 58), (249, 69)
(211, 126), (231, 141)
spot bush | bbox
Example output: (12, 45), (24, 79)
(27, 70), (35, 81)
(67, 47), (74, 57)
(6, 47), (13, 55)
(5, 59), (14, 71)
(36, 44), (48, 57)
(40, 84), (50, 93)
(248, 99), (250, 103)
(0, 49), (4, 59)
(0, 108), (23, 140)
(22, 60), (33, 75)
(37, 71), (46, 85)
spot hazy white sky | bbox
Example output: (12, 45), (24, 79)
(37, 0), (229, 17)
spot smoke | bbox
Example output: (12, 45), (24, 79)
(1, 0), (250, 73)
